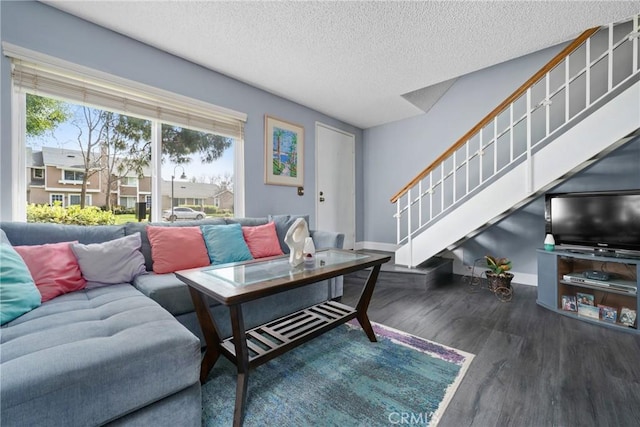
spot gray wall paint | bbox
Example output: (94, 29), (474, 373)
(363, 44), (567, 244)
(0, 1), (364, 235)
(459, 138), (640, 277)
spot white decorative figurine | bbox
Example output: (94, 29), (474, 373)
(284, 218), (310, 267)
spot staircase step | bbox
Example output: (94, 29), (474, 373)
(348, 252), (452, 290)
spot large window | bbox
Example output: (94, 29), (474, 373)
(8, 45), (246, 224)
(24, 96), (236, 223)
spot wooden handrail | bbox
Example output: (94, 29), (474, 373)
(390, 26), (600, 204)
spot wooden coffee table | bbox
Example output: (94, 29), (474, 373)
(176, 249), (390, 426)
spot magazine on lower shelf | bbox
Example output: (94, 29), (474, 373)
(620, 307), (637, 327)
(576, 292), (598, 319)
(598, 305), (617, 323)
(561, 295), (577, 312)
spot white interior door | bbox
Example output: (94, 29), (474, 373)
(316, 123), (355, 249)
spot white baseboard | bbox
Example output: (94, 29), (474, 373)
(454, 266), (538, 286)
(509, 272), (537, 287)
(448, 249), (537, 286)
(355, 241), (399, 252)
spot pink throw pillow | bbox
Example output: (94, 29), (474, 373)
(242, 222), (284, 259)
(14, 241), (87, 302)
(147, 226), (210, 274)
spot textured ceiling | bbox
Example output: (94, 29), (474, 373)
(44, 1), (639, 129)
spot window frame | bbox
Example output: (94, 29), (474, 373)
(7, 44), (246, 222)
(121, 176), (138, 187)
(68, 193), (91, 206)
(50, 193), (63, 205)
(62, 170), (86, 183)
(119, 196), (136, 209)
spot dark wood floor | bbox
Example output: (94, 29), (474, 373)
(342, 273), (640, 427)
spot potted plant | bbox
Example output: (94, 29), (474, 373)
(485, 255), (514, 291)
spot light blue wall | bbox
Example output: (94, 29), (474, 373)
(460, 138), (640, 277)
(362, 44), (567, 244)
(0, 1), (364, 234)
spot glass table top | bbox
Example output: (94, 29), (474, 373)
(201, 249), (370, 287)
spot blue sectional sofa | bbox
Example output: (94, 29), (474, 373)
(0, 215), (344, 426)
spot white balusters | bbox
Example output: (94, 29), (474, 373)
(565, 56), (570, 123)
(608, 24), (614, 91)
(586, 37), (591, 107)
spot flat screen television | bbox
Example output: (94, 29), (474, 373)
(545, 190), (640, 256)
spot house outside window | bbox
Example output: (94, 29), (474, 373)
(32, 169), (44, 179)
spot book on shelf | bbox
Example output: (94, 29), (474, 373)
(620, 307), (637, 327)
(576, 292), (595, 306)
(561, 295), (577, 312)
(598, 305), (617, 323)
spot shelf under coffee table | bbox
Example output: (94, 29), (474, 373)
(220, 300), (357, 367)
(176, 249), (391, 427)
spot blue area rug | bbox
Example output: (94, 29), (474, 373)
(202, 322), (474, 426)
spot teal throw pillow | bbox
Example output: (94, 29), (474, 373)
(0, 228), (10, 245)
(200, 223), (253, 265)
(0, 243), (42, 325)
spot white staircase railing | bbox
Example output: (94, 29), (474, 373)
(391, 14), (640, 267)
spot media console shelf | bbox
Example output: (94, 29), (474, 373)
(537, 249), (640, 333)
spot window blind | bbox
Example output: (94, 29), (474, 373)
(5, 43), (247, 140)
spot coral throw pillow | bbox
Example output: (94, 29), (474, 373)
(242, 222), (284, 259)
(13, 241), (87, 302)
(147, 226), (210, 274)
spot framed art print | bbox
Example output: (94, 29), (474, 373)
(264, 115), (304, 186)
